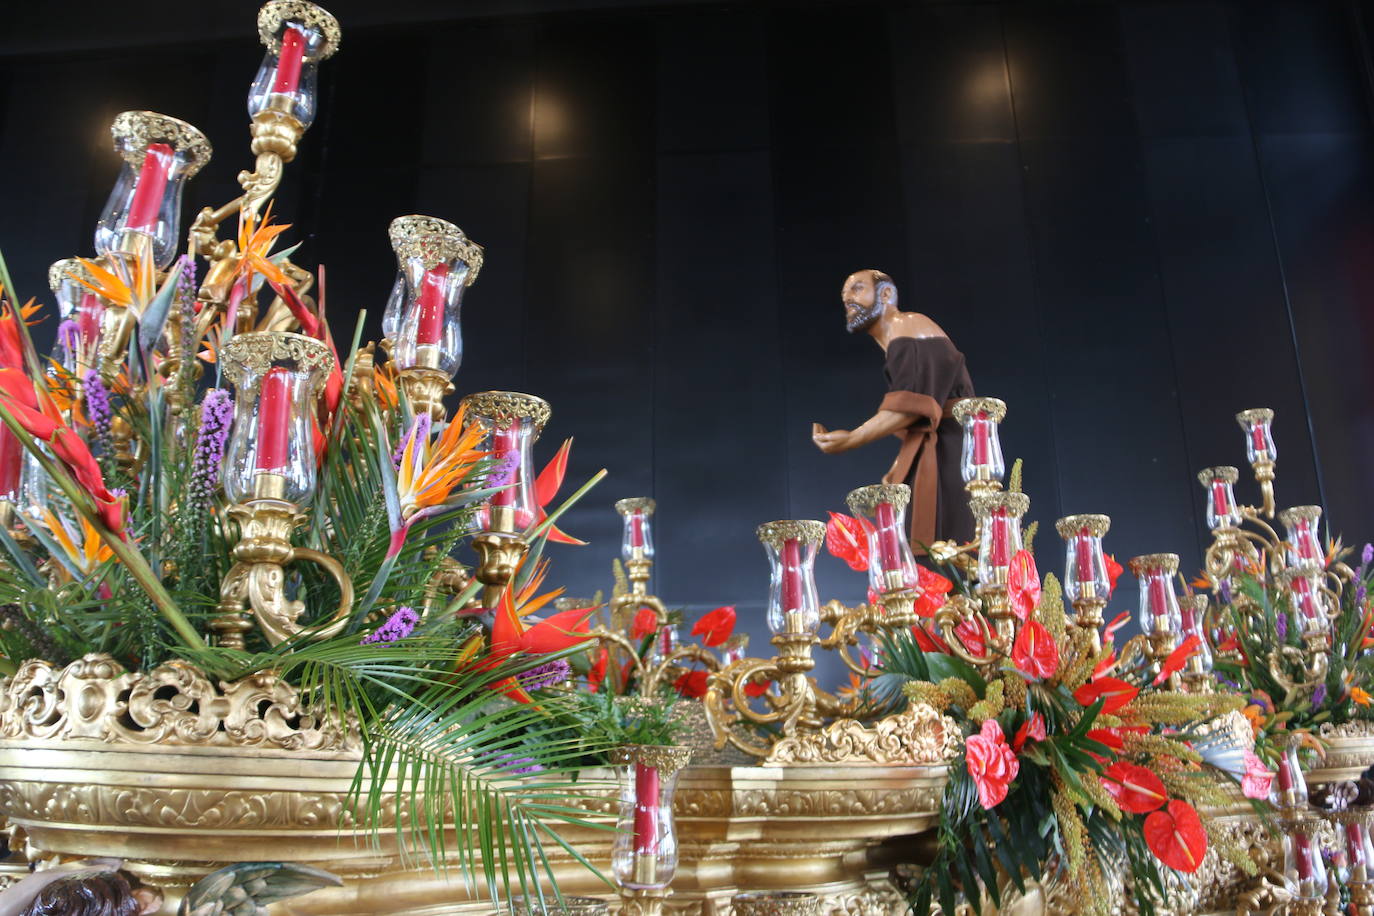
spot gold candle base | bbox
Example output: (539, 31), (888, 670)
(397, 366), (454, 422)
(471, 530), (529, 609)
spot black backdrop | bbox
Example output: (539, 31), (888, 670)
(1, 0), (1372, 663)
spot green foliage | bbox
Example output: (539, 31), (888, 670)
(564, 689), (692, 748)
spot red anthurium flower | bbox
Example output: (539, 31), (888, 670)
(1100, 762), (1168, 813)
(1152, 635), (1202, 686)
(631, 607), (658, 640)
(1007, 550), (1041, 620)
(674, 669), (709, 699)
(965, 719), (1019, 809)
(1103, 611), (1130, 647)
(1011, 619), (1059, 680)
(915, 565), (954, 617)
(588, 646), (609, 693)
(911, 623), (950, 653)
(532, 438), (585, 545)
(1074, 677), (1139, 715)
(1012, 711), (1047, 752)
(954, 618), (987, 658)
(1104, 553), (1124, 597)
(826, 512), (872, 572)
(1085, 728), (1123, 763)
(691, 606), (736, 647)
(1092, 649), (1118, 679)
(743, 677), (772, 698)
(1144, 800), (1208, 873)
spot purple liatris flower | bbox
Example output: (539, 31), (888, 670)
(189, 389), (233, 504)
(516, 658), (571, 691)
(1363, 543), (1374, 569)
(1216, 675), (1240, 691)
(491, 753), (542, 776)
(1312, 684), (1327, 708)
(361, 606), (420, 645)
(1219, 580), (1233, 605)
(84, 370), (112, 444)
(1275, 611), (1288, 641)
(55, 320), (80, 356)
(488, 452), (520, 489)
(393, 413), (431, 471)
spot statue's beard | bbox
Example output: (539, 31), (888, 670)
(845, 301), (882, 333)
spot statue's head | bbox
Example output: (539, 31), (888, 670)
(841, 269), (897, 333)
(19, 871), (160, 916)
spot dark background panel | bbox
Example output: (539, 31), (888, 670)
(1, 0), (1373, 673)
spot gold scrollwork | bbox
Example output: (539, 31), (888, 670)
(219, 330), (335, 387)
(388, 215), (485, 283)
(110, 111), (213, 176)
(764, 703), (960, 766)
(258, 0), (342, 59)
(460, 391), (552, 431)
(755, 520), (825, 551)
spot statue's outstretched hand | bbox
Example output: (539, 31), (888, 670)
(811, 423), (853, 454)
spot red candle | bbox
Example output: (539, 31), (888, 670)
(874, 501), (902, 572)
(1074, 529), (1093, 584)
(0, 426), (21, 496)
(781, 537), (802, 615)
(125, 142), (174, 233)
(1211, 480), (1229, 518)
(972, 412), (990, 466)
(1294, 830), (1314, 880)
(1291, 576), (1319, 621)
(989, 510), (1010, 568)
(490, 427), (518, 508)
(272, 25), (307, 95)
(1147, 572), (1171, 619)
(1277, 753), (1294, 793)
(78, 293), (103, 347)
(1295, 520), (1317, 561)
(1348, 823), (1365, 864)
(1250, 423), (1267, 454)
(415, 263), (449, 347)
(255, 367), (292, 470)
(632, 761), (660, 856)
(629, 513), (645, 548)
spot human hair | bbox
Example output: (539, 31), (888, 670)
(21, 872), (141, 916)
(866, 269), (898, 307)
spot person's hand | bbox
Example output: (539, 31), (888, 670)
(812, 423), (853, 454)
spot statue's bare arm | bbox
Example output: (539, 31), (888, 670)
(811, 409), (917, 454)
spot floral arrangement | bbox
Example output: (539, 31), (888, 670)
(823, 495), (1267, 916)
(1205, 538), (1374, 754)
(0, 219), (606, 897)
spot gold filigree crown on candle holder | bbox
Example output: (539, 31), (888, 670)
(388, 214), (484, 282)
(258, 0), (342, 58)
(110, 110), (213, 175)
(755, 519), (825, 549)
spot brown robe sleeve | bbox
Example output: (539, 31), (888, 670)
(877, 337), (976, 549)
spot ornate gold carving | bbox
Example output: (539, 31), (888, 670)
(1278, 504), (1323, 526)
(1054, 513), (1110, 539)
(1199, 465), (1239, 486)
(950, 397), (1006, 424)
(968, 490), (1029, 519)
(219, 331), (335, 389)
(1237, 407), (1275, 428)
(47, 258), (93, 293)
(755, 520), (825, 550)
(110, 111), (212, 176)
(730, 891), (820, 916)
(388, 215), (484, 283)
(1129, 553), (1179, 575)
(607, 744), (693, 776)
(764, 704), (959, 766)
(615, 497), (656, 515)
(460, 391), (552, 431)
(0, 655), (356, 752)
(732, 785), (945, 818)
(620, 887), (668, 916)
(258, 0), (342, 60)
(846, 484), (909, 517)
(397, 366), (454, 422)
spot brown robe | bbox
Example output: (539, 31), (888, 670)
(877, 336), (976, 550)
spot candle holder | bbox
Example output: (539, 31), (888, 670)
(1237, 408), (1277, 518)
(1178, 593), (1214, 692)
(215, 332), (353, 648)
(1265, 568), (1334, 698)
(48, 258), (104, 386)
(240, 1), (340, 214)
(610, 744), (692, 916)
(383, 216), (483, 421)
(612, 497), (669, 629)
(1130, 553), (1181, 680)
(461, 391), (550, 608)
(1279, 505), (1326, 572)
(951, 397), (1006, 498)
(705, 521), (832, 758)
(969, 491), (1028, 648)
(1055, 513), (1111, 645)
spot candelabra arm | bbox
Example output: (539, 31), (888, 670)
(704, 658), (781, 758)
(932, 595), (1002, 670)
(639, 643), (720, 697)
(817, 599), (884, 677)
(1267, 643), (1329, 704)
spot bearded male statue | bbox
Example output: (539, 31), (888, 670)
(812, 269), (976, 549)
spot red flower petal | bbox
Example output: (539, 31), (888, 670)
(911, 623), (950, 653)
(743, 678), (772, 698)
(1011, 619), (1059, 680)
(1144, 800), (1208, 873)
(1007, 550), (1041, 621)
(1104, 553), (1124, 597)
(673, 669), (709, 699)
(825, 512), (871, 572)
(1152, 635), (1202, 686)
(1012, 711), (1047, 752)
(914, 565), (954, 617)
(534, 438), (573, 509)
(1101, 762), (1168, 813)
(631, 607), (658, 640)
(1103, 611), (1130, 644)
(965, 719), (1019, 809)
(1074, 677), (1139, 715)
(588, 647), (608, 693)
(691, 606), (736, 647)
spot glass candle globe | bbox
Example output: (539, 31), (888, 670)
(1131, 553), (1181, 636)
(383, 215), (483, 379)
(1198, 466), (1242, 530)
(1237, 408), (1276, 465)
(1055, 514), (1110, 604)
(846, 484), (919, 598)
(757, 520), (825, 637)
(95, 111), (211, 271)
(461, 392), (551, 534)
(615, 497), (655, 562)
(221, 332), (335, 505)
(952, 397), (1007, 485)
(247, 0), (341, 129)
